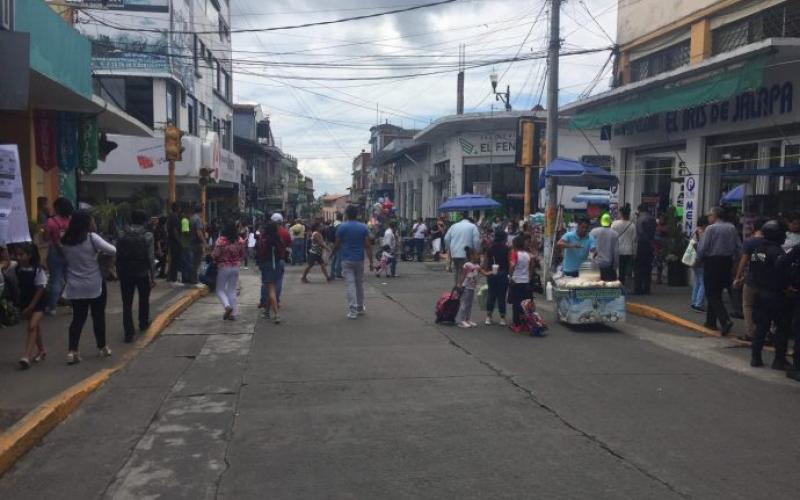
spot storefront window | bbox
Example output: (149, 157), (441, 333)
(784, 144), (800, 191)
(641, 158), (674, 213)
(716, 143), (758, 203)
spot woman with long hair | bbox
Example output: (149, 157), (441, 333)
(61, 210), (116, 364)
(256, 221), (285, 324)
(212, 223), (245, 320)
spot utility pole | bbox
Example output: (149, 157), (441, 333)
(544, 0), (561, 285)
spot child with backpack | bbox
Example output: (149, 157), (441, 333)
(14, 243), (48, 369)
(456, 246), (490, 328)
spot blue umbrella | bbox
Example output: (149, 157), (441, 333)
(721, 184), (745, 204)
(572, 189), (611, 205)
(438, 194), (501, 212)
(539, 157), (619, 188)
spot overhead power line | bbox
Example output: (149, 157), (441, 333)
(76, 0), (462, 35)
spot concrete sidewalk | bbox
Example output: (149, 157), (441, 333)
(0, 278), (197, 431)
(627, 283), (750, 339)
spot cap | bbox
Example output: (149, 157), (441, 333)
(600, 213), (612, 227)
(270, 213), (284, 224)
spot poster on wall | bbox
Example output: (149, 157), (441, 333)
(0, 145), (32, 245)
(683, 175), (698, 236)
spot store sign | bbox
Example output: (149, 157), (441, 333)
(458, 132), (516, 156)
(683, 175), (698, 236)
(614, 82), (794, 137)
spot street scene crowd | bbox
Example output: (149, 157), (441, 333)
(5, 194), (799, 384)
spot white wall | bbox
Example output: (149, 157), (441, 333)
(617, 0), (719, 45)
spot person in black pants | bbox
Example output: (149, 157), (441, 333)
(696, 207), (741, 335)
(166, 202), (182, 282)
(484, 231), (510, 326)
(117, 210), (155, 343)
(634, 204), (656, 294)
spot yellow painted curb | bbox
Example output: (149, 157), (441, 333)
(626, 302), (752, 348)
(0, 287), (208, 476)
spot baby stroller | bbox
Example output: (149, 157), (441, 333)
(519, 299), (548, 337)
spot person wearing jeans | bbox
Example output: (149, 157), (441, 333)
(44, 197), (73, 314)
(333, 205), (373, 319)
(444, 213), (481, 287)
(60, 210), (116, 364)
(691, 266), (705, 311)
(485, 231), (509, 325)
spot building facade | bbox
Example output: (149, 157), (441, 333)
(351, 150), (371, 211)
(69, 0), (243, 215)
(381, 111), (610, 220)
(320, 194), (350, 222)
(368, 124), (416, 205)
(564, 0), (800, 235)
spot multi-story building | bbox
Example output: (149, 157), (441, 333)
(563, 0), (800, 235)
(0, 0), (150, 224)
(68, 0), (242, 216)
(368, 124), (416, 205)
(351, 150), (371, 211)
(380, 110), (610, 220)
(320, 194), (350, 222)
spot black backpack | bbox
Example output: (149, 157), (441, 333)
(116, 229), (151, 277)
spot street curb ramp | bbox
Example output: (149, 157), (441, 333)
(0, 287), (208, 476)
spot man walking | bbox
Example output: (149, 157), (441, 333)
(590, 213), (619, 281)
(333, 205), (374, 319)
(186, 205), (204, 285)
(384, 221), (399, 277)
(444, 212), (481, 286)
(116, 210), (155, 343)
(166, 203), (182, 283)
(412, 217), (428, 262)
(696, 207), (741, 335)
(611, 205), (636, 286)
(634, 204), (656, 294)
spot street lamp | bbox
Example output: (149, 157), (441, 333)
(489, 71), (511, 111)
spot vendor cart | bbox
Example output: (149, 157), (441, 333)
(554, 286), (626, 325)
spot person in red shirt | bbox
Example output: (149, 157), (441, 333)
(44, 197), (74, 315)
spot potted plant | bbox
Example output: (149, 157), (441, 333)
(662, 206), (689, 286)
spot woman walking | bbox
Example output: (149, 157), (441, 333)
(508, 236), (533, 333)
(61, 210), (116, 364)
(257, 221), (285, 324)
(212, 223), (245, 320)
(301, 223), (332, 283)
(485, 231), (510, 326)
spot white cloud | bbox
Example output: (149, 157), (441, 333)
(232, 0), (617, 195)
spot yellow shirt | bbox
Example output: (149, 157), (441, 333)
(290, 224), (305, 238)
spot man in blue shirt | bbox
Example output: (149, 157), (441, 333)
(333, 205), (374, 319)
(557, 218), (594, 277)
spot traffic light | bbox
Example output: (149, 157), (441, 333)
(516, 118), (545, 168)
(199, 167), (212, 186)
(164, 124), (184, 161)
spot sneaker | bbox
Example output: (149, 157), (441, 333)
(468, 321), (478, 327)
(99, 346), (113, 358)
(498, 318), (507, 327)
(347, 312), (358, 320)
(357, 305), (366, 316)
(243, 266), (249, 270)
(457, 321), (471, 328)
(223, 307), (233, 320)
(690, 305), (705, 313)
(18, 358), (31, 370)
(485, 317), (493, 326)
(66, 351), (81, 365)
(273, 315), (281, 325)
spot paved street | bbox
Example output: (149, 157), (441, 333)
(1, 263), (799, 499)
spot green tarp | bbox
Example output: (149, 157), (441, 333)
(570, 59), (766, 130)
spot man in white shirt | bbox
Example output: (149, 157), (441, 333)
(784, 212), (800, 252)
(610, 205), (637, 285)
(444, 212), (481, 286)
(383, 221), (399, 277)
(412, 217), (428, 262)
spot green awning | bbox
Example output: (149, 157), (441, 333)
(570, 58), (766, 130)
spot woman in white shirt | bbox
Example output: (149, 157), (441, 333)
(61, 210), (117, 365)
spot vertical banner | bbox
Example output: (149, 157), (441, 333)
(59, 169), (77, 207)
(78, 116), (98, 175)
(683, 175), (698, 236)
(34, 110), (57, 171)
(0, 145), (32, 245)
(57, 112), (79, 172)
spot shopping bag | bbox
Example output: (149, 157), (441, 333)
(476, 284), (489, 310)
(681, 238), (697, 267)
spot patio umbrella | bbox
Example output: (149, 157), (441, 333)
(720, 184), (745, 204)
(539, 157), (619, 188)
(571, 189), (612, 205)
(438, 194), (501, 212)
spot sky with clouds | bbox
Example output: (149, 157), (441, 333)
(230, 0), (618, 196)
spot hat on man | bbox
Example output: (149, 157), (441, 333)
(600, 213), (612, 227)
(271, 213), (284, 224)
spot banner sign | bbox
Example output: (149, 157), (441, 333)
(0, 145), (32, 245)
(34, 111), (57, 171)
(683, 175), (698, 236)
(57, 112), (79, 172)
(78, 116), (98, 175)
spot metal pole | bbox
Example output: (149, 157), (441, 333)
(544, 0), (560, 285)
(524, 165), (531, 217)
(168, 159), (176, 203)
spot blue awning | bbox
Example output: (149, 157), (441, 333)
(539, 157), (619, 188)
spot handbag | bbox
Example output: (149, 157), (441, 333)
(476, 284), (489, 310)
(90, 232), (117, 281)
(681, 238), (697, 267)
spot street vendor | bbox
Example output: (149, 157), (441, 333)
(557, 218), (594, 277)
(590, 213), (619, 281)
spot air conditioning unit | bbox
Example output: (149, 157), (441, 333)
(1, 0), (13, 31)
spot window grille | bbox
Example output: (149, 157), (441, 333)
(712, 0), (800, 55)
(629, 40), (690, 82)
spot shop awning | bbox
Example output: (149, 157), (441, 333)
(720, 165), (800, 176)
(570, 59), (766, 130)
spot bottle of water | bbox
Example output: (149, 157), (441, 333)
(545, 281), (554, 302)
